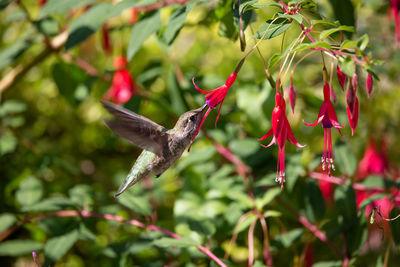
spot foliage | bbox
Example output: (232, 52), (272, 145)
(1, 0), (400, 266)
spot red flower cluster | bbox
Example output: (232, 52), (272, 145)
(259, 92), (304, 189)
(303, 83), (344, 176)
(103, 56), (139, 104)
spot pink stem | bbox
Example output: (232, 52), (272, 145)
(214, 142), (250, 177)
(248, 219), (257, 267)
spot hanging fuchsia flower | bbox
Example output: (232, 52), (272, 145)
(259, 92), (304, 189)
(188, 72), (237, 151)
(336, 64), (346, 90)
(390, 0), (400, 45)
(289, 84), (296, 113)
(366, 72), (373, 98)
(303, 83), (344, 176)
(103, 56), (139, 104)
(346, 83), (359, 136)
(357, 139), (389, 180)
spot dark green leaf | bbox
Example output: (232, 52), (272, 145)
(127, 11), (161, 60)
(390, 208), (400, 246)
(44, 230), (79, 263)
(0, 240), (43, 256)
(152, 237), (199, 248)
(271, 229), (303, 249)
(334, 145), (356, 176)
(0, 28), (35, 70)
(252, 18), (291, 40)
(334, 182), (357, 225)
(0, 0), (11, 9)
(304, 180), (325, 223)
(66, 3), (113, 50)
(16, 176), (43, 206)
(328, 0), (355, 37)
(0, 213), (16, 234)
(218, 10), (238, 39)
(162, 2), (195, 45)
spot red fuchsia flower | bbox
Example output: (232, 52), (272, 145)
(346, 84), (359, 136)
(366, 72), (373, 98)
(357, 139), (389, 180)
(259, 92), (305, 189)
(336, 64), (346, 90)
(102, 23), (111, 56)
(318, 179), (334, 204)
(289, 84), (296, 113)
(303, 83), (344, 176)
(103, 56), (139, 104)
(390, 0), (400, 45)
(188, 72), (237, 151)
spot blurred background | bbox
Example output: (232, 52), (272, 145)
(0, 0), (399, 266)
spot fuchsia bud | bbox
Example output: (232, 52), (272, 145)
(289, 84), (296, 113)
(346, 84), (359, 136)
(366, 72), (373, 98)
(336, 64), (346, 90)
(102, 23), (111, 56)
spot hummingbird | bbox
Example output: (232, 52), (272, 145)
(102, 101), (206, 197)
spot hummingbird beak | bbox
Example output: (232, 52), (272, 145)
(200, 103), (208, 111)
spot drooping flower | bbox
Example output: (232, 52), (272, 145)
(336, 64), (346, 90)
(366, 72), (373, 98)
(346, 82), (359, 136)
(103, 56), (139, 104)
(303, 83), (344, 176)
(357, 139), (389, 180)
(259, 92), (305, 189)
(389, 0), (400, 45)
(289, 84), (296, 113)
(188, 72), (237, 151)
(102, 23), (112, 55)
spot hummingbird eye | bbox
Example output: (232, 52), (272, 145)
(189, 115), (196, 122)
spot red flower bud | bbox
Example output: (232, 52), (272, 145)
(289, 85), (296, 113)
(346, 96), (359, 136)
(102, 24), (112, 56)
(346, 86), (356, 114)
(366, 72), (373, 98)
(336, 64), (346, 90)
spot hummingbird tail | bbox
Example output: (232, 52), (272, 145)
(114, 165), (147, 198)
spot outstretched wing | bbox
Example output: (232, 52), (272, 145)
(102, 101), (168, 156)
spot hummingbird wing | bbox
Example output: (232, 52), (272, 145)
(102, 101), (168, 156)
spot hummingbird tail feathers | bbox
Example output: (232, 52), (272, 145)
(114, 165), (147, 198)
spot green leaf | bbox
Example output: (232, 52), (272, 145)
(268, 53), (282, 69)
(390, 208), (400, 246)
(334, 182), (357, 225)
(252, 18), (291, 40)
(293, 41), (332, 52)
(152, 237), (199, 248)
(278, 13), (302, 24)
(320, 25), (355, 40)
(311, 20), (340, 28)
(21, 197), (76, 212)
(66, 3), (113, 50)
(0, 28), (35, 70)
(118, 193), (153, 216)
(312, 261), (342, 267)
(304, 180), (325, 223)
(341, 40), (357, 50)
(238, 0), (258, 14)
(271, 229), (303, 249)
(218, 10), (238, 39)
(44, 230), (79, 263)
(0, 130), (17, 156)
(35, 17), (59, 36)
(0, 100), (27, 117)
(357, 34), (369, 51)
(69, 184), (95, 207)
(127, 10), (161, 60)
(338, 57), (355, 77)
(0, 240), (43, 256)
(229, 138), (260, 158)
(334, 145), (357, 176)
(52, 62), (91, 106)
(162, 2), (195, 45)
(176, 147), (216, 172)
(328, 0), (355, 36)
(255, 187), (281, 210)
(0, 213), (16, 234)
(167, 66), (188, 115)
(39, 0), (96, 18)
(16, 176), (43, 207)
(0, 0), (11, 9)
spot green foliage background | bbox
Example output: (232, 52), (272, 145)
(1, 0), (400, 266)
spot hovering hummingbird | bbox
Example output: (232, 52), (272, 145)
(102, 101), (206, 197)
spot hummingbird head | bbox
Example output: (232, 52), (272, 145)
(174, 104), (207, 139)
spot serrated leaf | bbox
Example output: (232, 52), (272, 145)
(16, 176), (43, 206)
(320, 25), (355, 40)
(252, 18), (291, 40)
(127, 10), (161, 60)
(0, 240), (43, 256)
(66, 3), (113, 50)
(44, 230), (79, 263)
(153, 237), (199, 248)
